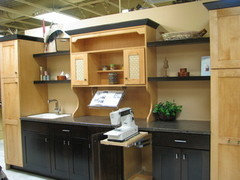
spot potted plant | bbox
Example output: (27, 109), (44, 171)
(153, 101), (182, 121)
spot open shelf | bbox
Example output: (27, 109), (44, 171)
(33, 80), (71, 84)
(147, 37), (210, 47)
(148, 76), (210, 81)
(97, 70), (124, 73)
(33, 51), (70, 58)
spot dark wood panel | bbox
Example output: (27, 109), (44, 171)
(181, 149), (210, 180)
(147, 37), (209, 47)
(153, 146), (181, 180)
(148, 76), (210, 82)
(22, 121), (49, 134)
(22, 131), (51, 175)
(33, 51), (70, 58)
(69, 139), (90, 180)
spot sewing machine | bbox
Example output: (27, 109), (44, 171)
(104, 108), (138, 142)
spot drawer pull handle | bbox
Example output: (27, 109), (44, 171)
(174, 140), (187, 143)
(62, 129), (70, 132)
(44, 138), (48, 143)
(175, 154), (179, 159)
(63, 140), (66, 145)
(182, 154), (186, 160)
(67, 141), (70, 146)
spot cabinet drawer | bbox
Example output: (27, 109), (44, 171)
(152, 132), (210, 150)
(53, 124), (88, 139)
(22, 121), (49, 134)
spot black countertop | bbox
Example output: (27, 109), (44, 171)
(21, 115), (210, 135)
(66, 18), (159, 35)
(204, 0), (240, 10)
(0, 34), (44, 42)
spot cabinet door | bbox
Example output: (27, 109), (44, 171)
(1, 78), (22, 166)
(71, 53), (88, 86)
(23, 131), (51, 175)
(210, 7), (240, 68)
(181, 149), (209, 180)
(0, 41), (19, 78)
(153, 146), (181, 180)
(124, 48), (145, 84)
(211, 69), (240, 180)
(51, 136), (69, 179)
(1, 78), (20, 125)
(69, 138), (89, 180)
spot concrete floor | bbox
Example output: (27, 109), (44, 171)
(0, 140), (54, 180)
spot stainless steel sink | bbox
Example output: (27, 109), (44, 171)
(27, 113), (71, 119)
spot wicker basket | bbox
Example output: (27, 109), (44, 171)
(162, 29), (207, 41)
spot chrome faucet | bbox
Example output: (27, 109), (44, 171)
(48, 99), (61, 114)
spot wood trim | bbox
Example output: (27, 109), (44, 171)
(217, 6), (240, 17)
(71, 26), (146, 42)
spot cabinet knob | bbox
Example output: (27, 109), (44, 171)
(125, 77), (128, 80)
(84, 79), (87, 81)
(15, 72), (17, 74)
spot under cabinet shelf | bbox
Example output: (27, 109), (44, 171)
(97, 70), (124, 73)
(148, 76), (210, 81)
(147, 37), (210, 47)
(33, 80), (71, 84)
(33, 51), (70, 58)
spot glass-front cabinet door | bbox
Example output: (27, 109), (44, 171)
(124, 48), (145, 85)
(71, 53), (88, 86)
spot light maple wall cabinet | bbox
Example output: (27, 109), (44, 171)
(67, 19), (158, 120)
(0, 36), (48, 167)
(204, 2), (240, 180)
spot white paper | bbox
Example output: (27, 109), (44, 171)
(88, 90), (124, 108)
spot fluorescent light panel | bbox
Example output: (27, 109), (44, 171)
(35, 12), (81, 24)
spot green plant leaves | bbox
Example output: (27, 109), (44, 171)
(153, 101), (182, 117)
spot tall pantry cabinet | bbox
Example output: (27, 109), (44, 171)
(209, 6), (240, 180)
(0, 38), (48, 167)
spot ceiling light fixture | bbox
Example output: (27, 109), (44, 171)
(34, 12), (81, 25)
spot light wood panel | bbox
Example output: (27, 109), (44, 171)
(1, 40), (19, 78)
(210, 7), (240, 69)
(211, 69), (240, 180)
(4, 124), (23, 166)
(18, 40), (48, 116)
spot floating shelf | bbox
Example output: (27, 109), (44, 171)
(33, 51), (70, 58)
(147, 37), (210, 47)
(33, 80), (71, 84)
(97, 70), (124, 73)
(148, 76), (210, 81)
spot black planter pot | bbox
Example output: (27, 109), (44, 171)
(153, 112), (176, 121)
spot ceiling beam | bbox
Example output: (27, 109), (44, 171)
(1, 16), (40, 27)
(57, 0), (104, 16)
(0, 5), (34, 18)
(105, 0), (127, 10)
(0, 24), (27, 30)
(58, 0), (105, 12)
(14, 0), (53, 12)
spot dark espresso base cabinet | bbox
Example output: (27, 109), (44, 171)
(152, 132), (210, 180)
(21, 121), (123, 180)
